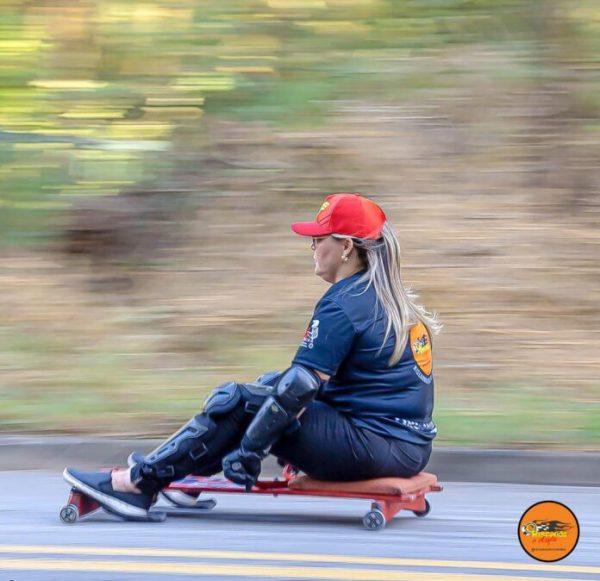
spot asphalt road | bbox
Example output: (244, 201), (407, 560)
(0, 471), (598, 581)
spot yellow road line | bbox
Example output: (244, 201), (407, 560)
(0, 558), (592, 580)
(0, 545), (597, 575)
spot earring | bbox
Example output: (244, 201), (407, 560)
(342, 254), (349, 262)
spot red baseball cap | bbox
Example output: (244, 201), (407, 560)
(291, 193), (386, 240)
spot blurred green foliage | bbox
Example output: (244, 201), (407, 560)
(1, 0), (598, 245)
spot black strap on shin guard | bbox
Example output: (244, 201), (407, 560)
(131, 415), (218, 494)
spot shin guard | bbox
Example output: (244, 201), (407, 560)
(130, 414), (218, 495)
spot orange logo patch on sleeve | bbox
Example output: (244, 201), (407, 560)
(410, 322), (432, 376)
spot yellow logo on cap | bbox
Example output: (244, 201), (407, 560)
(316, 201), (330, 219)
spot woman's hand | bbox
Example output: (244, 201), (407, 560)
(222, 446), (263, 491)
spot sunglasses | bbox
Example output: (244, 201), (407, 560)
(310, 236), (329, 250)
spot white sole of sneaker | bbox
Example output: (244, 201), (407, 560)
(127, 452), (144, 467)
(62, 468), (149, 519)
(161, 489), (200, 507)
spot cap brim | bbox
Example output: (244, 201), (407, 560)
(290, 221), (332, 237)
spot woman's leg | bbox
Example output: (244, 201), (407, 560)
(130, 372), (284, 493)
(63, 379), (272, 518)
(271, 400), (432, 481)
(130, 403), (248, 495)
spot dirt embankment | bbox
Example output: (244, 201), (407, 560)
(1, 73), (598, 435)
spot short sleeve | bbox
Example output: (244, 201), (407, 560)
(292, 299), (356, 376)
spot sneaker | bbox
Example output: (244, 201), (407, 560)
(127, 451), (200, 508)
(63, 467), (154, 520)
(160, 489), (201, 507)
(127, 451), (146, 467)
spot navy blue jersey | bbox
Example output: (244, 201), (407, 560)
(292, 271), (436, 444)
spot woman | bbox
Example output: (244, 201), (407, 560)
(64, 193), (441, 520)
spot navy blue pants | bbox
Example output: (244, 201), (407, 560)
(272, 400), (431, 481)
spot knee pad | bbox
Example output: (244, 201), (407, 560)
(255, 370), (282, 387)
(203, 380), (272, 417)
(203, 382), (243, 417)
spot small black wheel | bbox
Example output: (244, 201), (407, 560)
(363, 509), (386, 531)
(60, 504), (79, 524)
(413, 499), (431, 518)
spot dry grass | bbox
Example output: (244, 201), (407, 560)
(1, 67), (598, 447)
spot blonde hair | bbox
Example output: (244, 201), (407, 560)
(333, 223), (441, 366)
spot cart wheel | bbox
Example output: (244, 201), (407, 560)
(413, 499), (431, 518)
(363, 509), (386, 531)
(60, 504), (79, 524)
